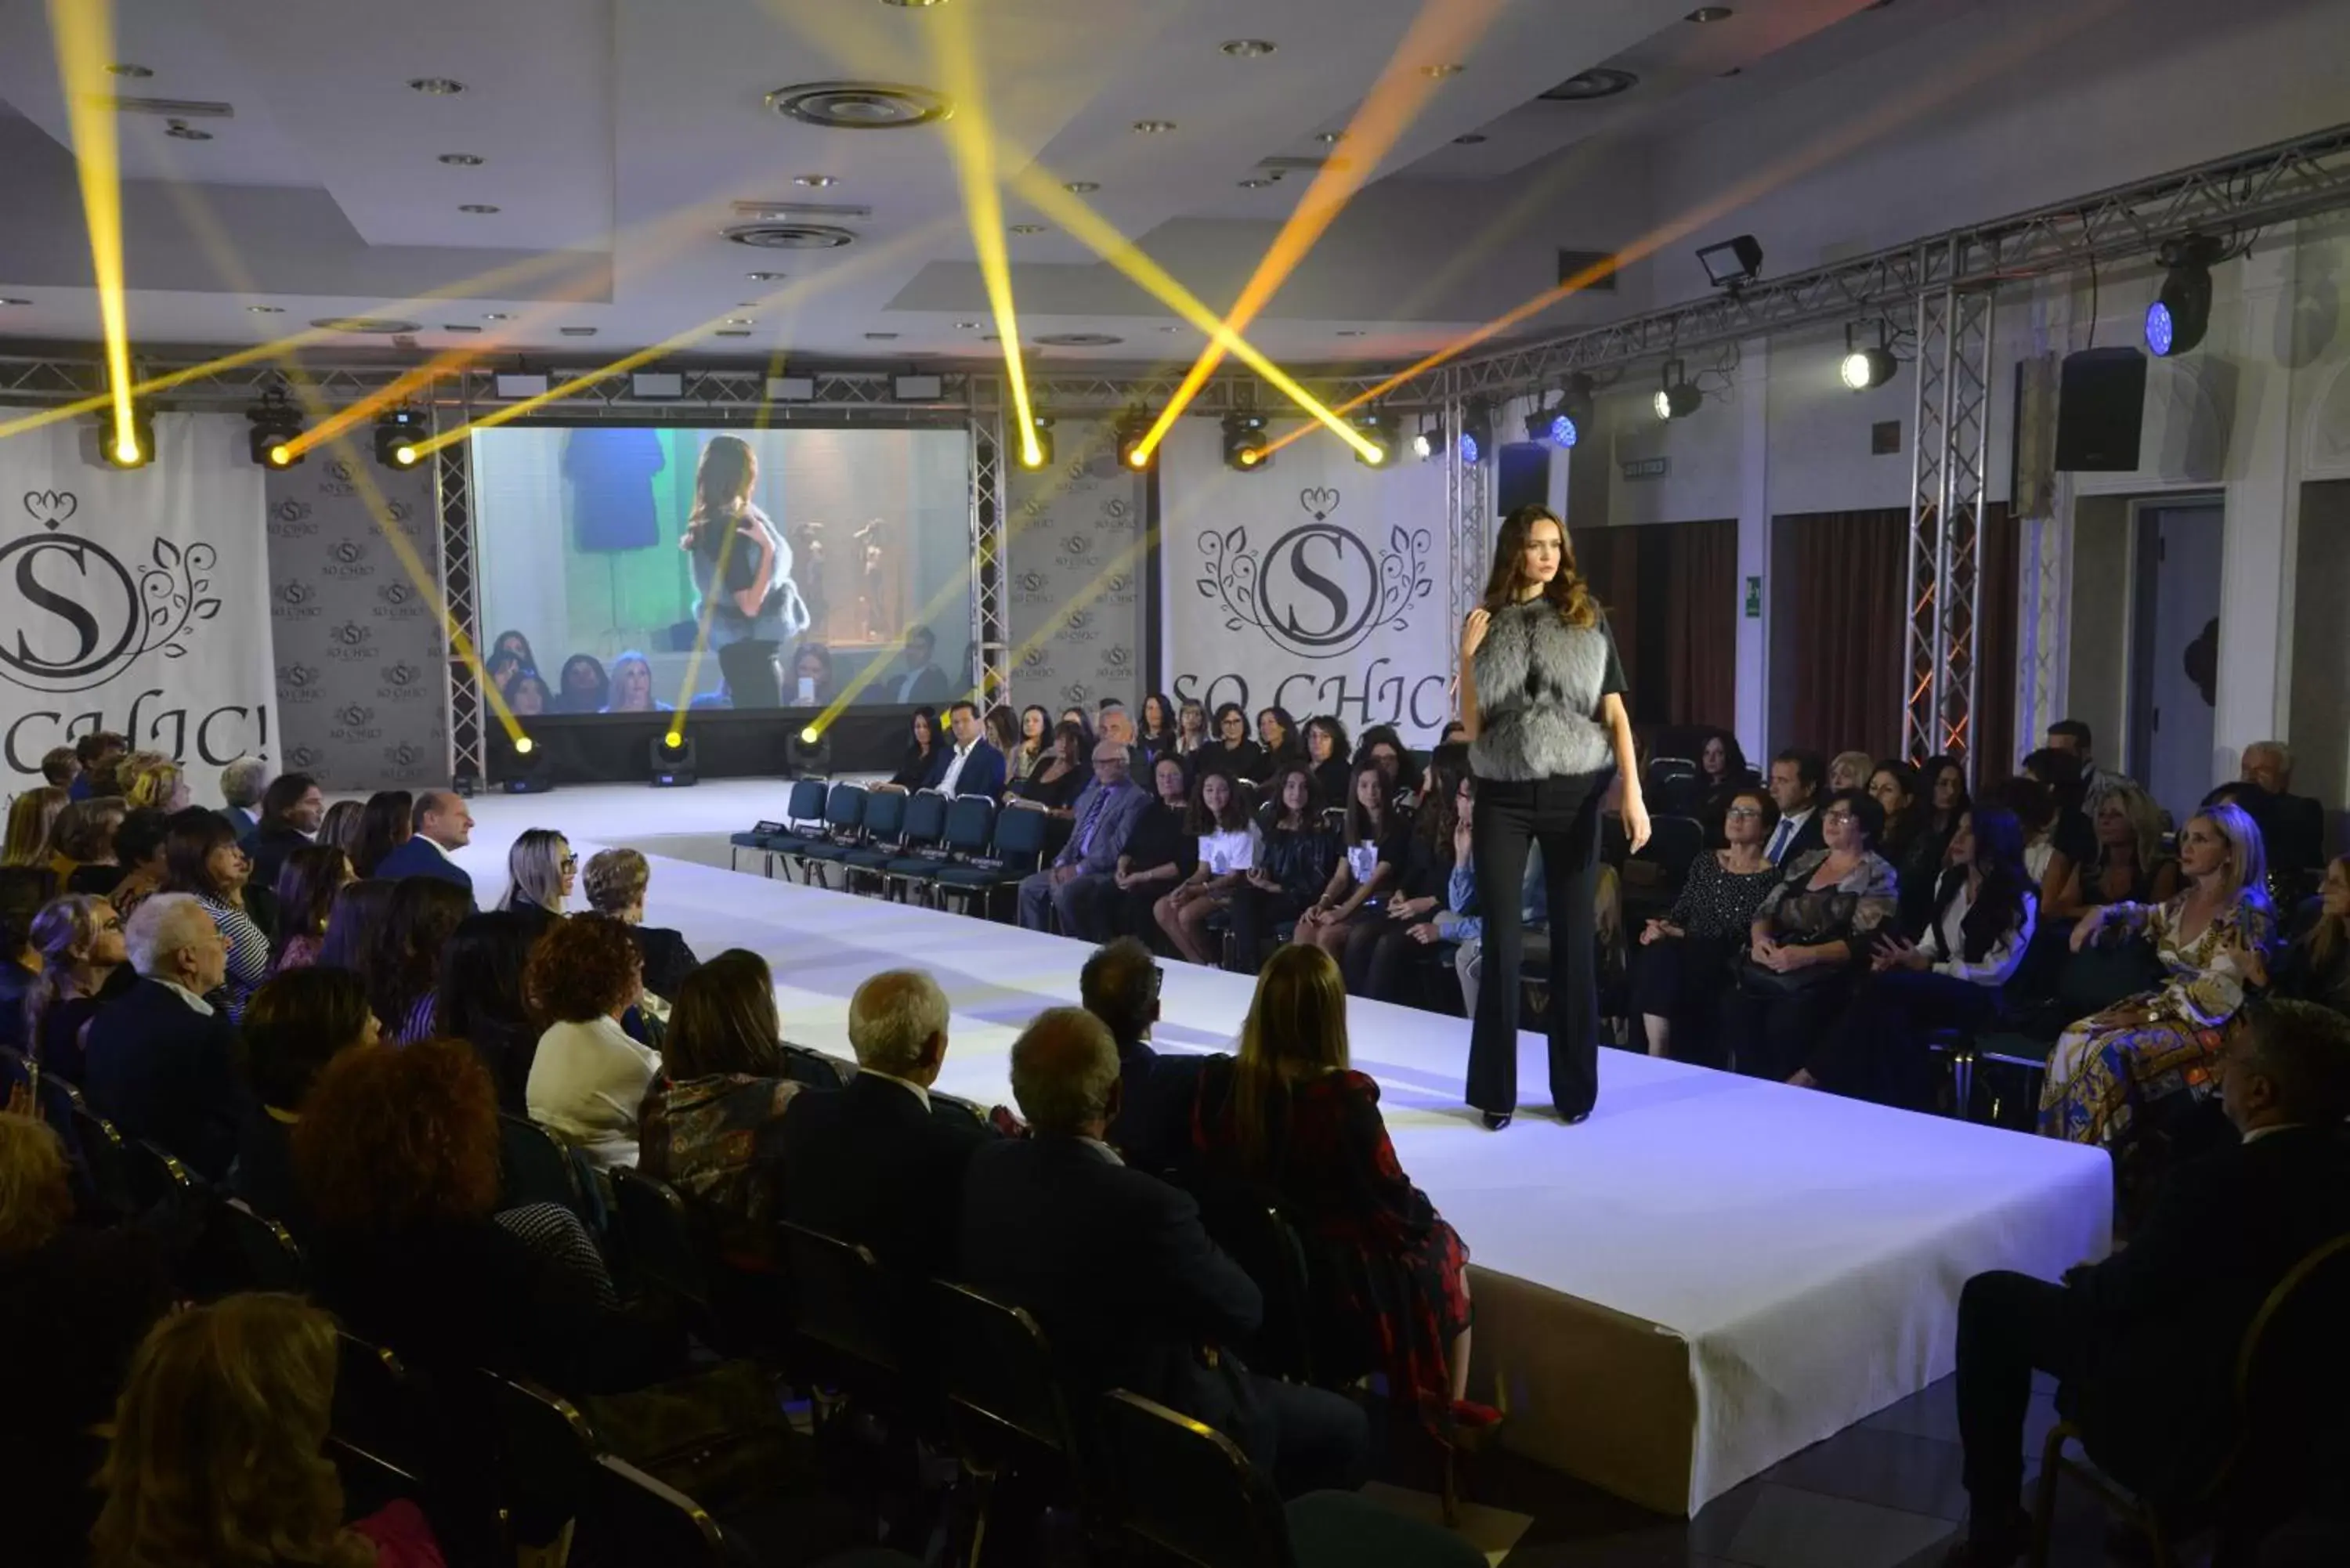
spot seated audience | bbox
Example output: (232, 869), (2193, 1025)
(1018, 740), (1147, 941)
(1303, 716), (1353, 806)
(2, 784), (66, 869)
(67, 731), (128, 801)
(555, 652), (610, 714)
(1197, 701), (1268, 785)
(1174, 698), (1209, 758)
(1007, 718), (1089, 811)
(2041, 802), (2278, 1147)
(1942, 1001), (2350, 1568)
(582, 847), (700, 1003)
(1828, 750), (1875, 796)
(1189, 945), (1480, 1414)
(1228, 764), (1340, 974)
(2020, 747), (2096, 905)
(316, 877), (398, 989)
(504, 668), (552, 717)
(1008, 704), (1054, 782)
(1795, 807), (2037, 1107)
(216, 756), (269, 837)
(1762, 749), (1826, 864)
(1868, 761), (1944, 935)
(1636, 787), (1780, 1061)
(639, 950), (802, 1266)
(24, 893), (128, 1083)
(501, 827), (576, 941)
(1346, 755), (1468, 1002)
(958, 1006), (1369, 1500)
(0, 1111), (174, 1566)
(99, 807), (169, 923)
(2240, 740), (2325, 887)
(436, 912), (540, 1112)
(885, 626), (952, 706)
(40, 744), (78, 790)
(1353, 724), (1423, 803)
(888, 706), (942, 791)
(374, 877), (473, 1043)
(351, 789), (415, 878)
(2252, 854), (2350, 1015)
(2044, 716), (2138, 813)
(1921, 752), (1971, 854)
(787, 642), (833, 707)
(83, 741), (134, 803)
(1718, 789), (1898, 1081)
(1115, 755), (1200, 942)
(374, 789), (477, 903)
(230, 966), (378, 1230)
(83, 894), (241, 1180)
(318, 798), (366, 864)
(119, 753), (190, 814)
(1293, 760), (1411, 965)
(52, 795), (128, 895)
(1080, 937), (1184, 1162)
(526, 912), (657, 1167)
(926, 699), (1007, 798)
(1256, 706), (1302, 771)
(271, 843), (354, 974)
(1133, 693), (1178, 767)
(602, 649), (669, 714)
(161, 807), (272, 1018)
(2046, 780), (2178, 919)
(297, 1037), (675, 1394)
(240, 770), (324, 895)
(1152, 769), (1253, 964)
(1696, 728), (1759, 843)
(0, 868), (50, 1053)
(1994, 775), (2063, 898)
(983, 703), (1022, 771)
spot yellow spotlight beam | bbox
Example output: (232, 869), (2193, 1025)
(1133, 0), (1506, 464)
(1007, 168), (1383, 464)
(45, 0), (139, 461)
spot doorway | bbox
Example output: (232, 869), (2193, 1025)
(2127, 499), (2223, 824)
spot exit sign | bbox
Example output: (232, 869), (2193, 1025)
(1621, 457), (1669, 480)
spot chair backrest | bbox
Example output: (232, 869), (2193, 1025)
(487, 1371), (601, 1549)
(778, 1219), (903, 1379)
(931, 1092), (989, 1136)
(612, 1166), (711, 1314)
(1647, 756), (1699, 790)
(860, 786), (910, 846)
(499, 1113), (590, 1225)
(823, 782), (870, 835)
(941, 793), (996, 857)
(785, 775), (830, 829)
(331, 1331), (434, 1489)
(1636, 815), (1707, 879)
(125, 1138), (197, 1211)
(1184, 1185), (1319, 1383)
(898, 789), (952, 851)
(1100, 1390), (1293, 1568)
(988, 800), (1053, 871)
(215, 1196), (308, 1294)
(587, 1453), (726, 1566)
(929, 1278), (1079, 1465)
(2222, 1231), (2350, 1503)
(67, 1101), (136, 1217)
(780, 1045), (848, 1091)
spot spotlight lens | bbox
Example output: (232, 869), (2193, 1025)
(115, 439), (140, 463)
(1549, 414), (1578, 448)
(1412, 432), (1433, 459)
(514, 736), (535, 755)
(2145, 300), (2175, 358)
(1458, 433), (1480, 465)
(1840, 350), (1872, 390)
(1126, 448), (1148, 468)
(393, 444), (418, 466)
(1364, 445), (1386, 467)
(1656, 389), (1675, 421)
(1238, 447), (1260, 466)
(664, 732), (683, 750)
(269, 443), (293, 466)
(799, 725), (820, 744)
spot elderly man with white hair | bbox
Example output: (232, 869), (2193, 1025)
(1017, 738), (1148, 941)
(217, 757), (271, 837)
(777, 967), (989, 1274)
(81, 892), (243, 1180)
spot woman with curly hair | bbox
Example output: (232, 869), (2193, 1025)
(374, 878), (474, 1043)
(269, 844), (353, 975)
(525, 913), (656, 1168)
(1303, 715), (1353, 806)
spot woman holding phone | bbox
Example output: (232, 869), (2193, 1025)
(681, 435), (808, 709)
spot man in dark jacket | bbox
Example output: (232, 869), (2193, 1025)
(81, 893), (244, 1181)
(922, 701), (1007, 799)
(1942, 1000), (2350, 1566)
(959, 1006), (1368, 1500)
(372, 791), (477, 907)
(239, 771), (324, 896)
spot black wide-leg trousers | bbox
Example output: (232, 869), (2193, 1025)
(1465, 768), (1609, 1118)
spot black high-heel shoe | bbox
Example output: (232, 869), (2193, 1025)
(1480, 1111), (1511, 1131)
(1560, 1109), (1591, 1125)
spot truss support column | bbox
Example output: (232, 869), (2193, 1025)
(1902, 253), (1994, 775)
(432, 397), (483, 786)
(1444, 378), (1491, 704)
(969, 378), (1010, 708)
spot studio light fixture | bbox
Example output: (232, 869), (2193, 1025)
(1530, 375), (1595, 447)
(1654, 359), (1701, 420)
(1695, 233), (1763, 291)
(374, 407), (428, 469)
(1839, 321), (1897, 390)
(1019, 415), (1055, 470)
(1350, 409), (1394, 468)
(1220, 39), (1277, 58)
(1117, 411), (1157, 471)
(1063, 180), (1099, 193)
(247, 386), (304, 468)
(1412, 423), (1437, 461)
(93, 405), (156, 470)
(1222, 411), (1271, 471)
(2146, 233), (2224, 358)
(1459, 399), (1493, 465)
(650, 732), (698, 789)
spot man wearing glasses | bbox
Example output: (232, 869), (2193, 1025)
(1018, 741), (1146, 940)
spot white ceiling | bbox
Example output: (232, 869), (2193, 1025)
(0, 0), (2341, 369)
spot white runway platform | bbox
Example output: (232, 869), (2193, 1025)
(452, 782), (2113, 1515)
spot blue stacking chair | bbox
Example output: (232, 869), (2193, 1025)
(931, 800), (1052, 921)
(903, 795), (996, 910)
(732, 778), (830, 878)
(834, 787), (916, 894)
(877, 791), (954, 902)
(794, 782), (870, 886)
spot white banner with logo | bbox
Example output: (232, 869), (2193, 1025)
(1160, 417), (1453, 745)
(1, 413), (272, 804)
(1005, 420), (1149, 712)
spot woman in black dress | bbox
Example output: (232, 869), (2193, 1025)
(1197, 703), (1267, 786)
(1868, 761), (1946, 937)
(1347, 751), (1469, 1002)
(1459, 504), (1648, 1129)
(1112, 756), (1198, 941)
(1303, 716), (1353, 806)
(1226, 764), (1337, 974)
(1634, 786), (1780, 1062)
(1009, 721), (1090, 814)
(887, 708), (942, 791)
(1294, 760), (1412, 967)
(1255, 706), (1302, 771)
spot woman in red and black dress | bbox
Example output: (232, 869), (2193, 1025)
(1187, 943), (1479, 1411)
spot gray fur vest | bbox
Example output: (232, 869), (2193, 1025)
(1468, 601), (1617, 782)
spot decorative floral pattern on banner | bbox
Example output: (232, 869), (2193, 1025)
(1005, 421), (1148, 714)
(1161, 417), (1454, 744)
(265, 457), (446, 790)
(1, 414), (271, 805)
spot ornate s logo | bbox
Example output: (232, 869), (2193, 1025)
(335, 703), (375, 729)
(385, 500), (414, 526)
(1195, 488), (1432, 661)
(1061, 682), (1091, 705)
(1103, 497), (1130, 522)
(377, 660), (429, 702)
(1019, 647), (1048, 671)
(382, 741), (424, 770)
(1105, 572), (1132, 594)
(331, 622), (369, 647)
(272, 499), (313, 525)
(285, 744), (324, 770)
(328, 461), (356, 483)
(278, 663), (320, 688)
(1103, 645), (1132, 670)
(331, 539), (367, 565)
(1062, 534), (1091, 558)
(275, 580), (315, 606)
(0, 492), (224, 694)
(1017, 571), (1047, 594)
(379, 582), (413, 606)
(382, 661), (422, 688)
(1066, 609), (1092, 632)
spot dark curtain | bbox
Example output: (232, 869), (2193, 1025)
(1780, 510), (1909, 763)
(1972, 504), (2021, 778)
(1665, 520), (1738, 731)
(1577, 528), (1644, 702)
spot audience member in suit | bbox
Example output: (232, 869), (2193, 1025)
(82, 894), (243, 1181)
(524, 913), (658, 1169)
(2241, 742), (2326, 888)
(239, 770), (325, 898)
(0, 865), (56, 1054)
(924, 699), (1009, 799)
(371, 789), (477, 905)
(435, 912), (540, 1112)
(215, 757), (269, 840)
(1942, 1000), (2350, 1567)
(21, 892), (128, 1085)
(780, 968), (985, 1276)
(1081, 935), (1198, 1166)
(2044, 717), (2139, 816)
(1762, 749), (1826, 865)
(1018, 740), (1148, 940)
(959, 1007), (1370, 1500)
(582, 847), (700, 1002)
(884, 623), (954, 706)
(501, 827), (574, 944)
(160, 807), (272, 1021)
(228, 966), (378, 1233)
(0, 1109), (174, 1567)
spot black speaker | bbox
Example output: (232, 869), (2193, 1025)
(2053, 347), (2147, 471)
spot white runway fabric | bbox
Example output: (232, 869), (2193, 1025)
(455, 782), (2113, 1515)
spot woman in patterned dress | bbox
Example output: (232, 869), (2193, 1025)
(2039, 802), (2277, 1147)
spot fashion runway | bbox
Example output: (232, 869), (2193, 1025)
(454, 782), (2113, 1516)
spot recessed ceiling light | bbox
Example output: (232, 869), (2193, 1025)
(794, 173), (838, 188)
(164, 121), (212, 141)
(865, 331), (899, 340)
(1452, 132), (1489, 145)
(1035, 332), (1123, 347)
(955, 320), (978, 328)
(1220, 39), (1276, 58)
(1009, 223), (1046, 234)
(559, 327), (598, 337)
(1336, 330), (1365, 337)
(1687, 5), (1734, 19)
(1063, 180), (1099, 193)
(1314, 131), (1345, 144)
(1238, 178), (1272, 189)
(1542, 67), (1640, 100)
(108, 63), (153, 78)
(715, 330), (752, 338)
(1131, 119), (1177, 134)
(0, 297), (33, 306)
(247, 305), (284, 314)
(443, 324), (483, 334)
(310, 316), (421, 335)
(408, 78), (465, 95)
(458, 204), (501, 214)
(439, 153), (485, 167)
(768, 81), (951, 129)
(1421, 63), (1466, 79)
(1159, 325), (1182, 333)
(746, 271), (786, 281)
(878, 0), (947, 6)
(483, 312), (513, 320)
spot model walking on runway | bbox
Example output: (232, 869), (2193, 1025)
(1459, 504), (1649, 1129)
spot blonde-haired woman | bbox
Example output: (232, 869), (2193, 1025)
(501, 827), (575, 944)
(1184, 945), (1482, 1417)
(2046, 779), (2179, 919)
(118, 753), (189, 813)
(1827, 750), (1875, 796)
(92, 1293), (444, 1568)
(679, 432), (808, 709)
(2, 785), (67, 868)
(2040, 802), (2280, 1147)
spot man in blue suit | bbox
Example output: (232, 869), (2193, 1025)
(1018, 740), (1146, 941)
(373, 790), (478, 909)
(924, 700), (1007, 798)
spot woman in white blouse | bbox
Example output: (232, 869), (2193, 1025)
(1153, 770), (1262, 966)
(1792, 806), (2037, 1108)
(524, 912), (660, 1168)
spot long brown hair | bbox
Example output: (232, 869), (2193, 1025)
(2307, 854), (2349, 974)
(1229, 945), (1350, 1176)
(1480, 503), (1599, 628)
(665, 948), (783, 1078)
(685, 433), (755, 548)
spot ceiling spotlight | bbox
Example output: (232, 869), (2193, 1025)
(1421, 63), (1466, 79)
(1530, 374), (1595, 446)
(1009, 223), (1046, 234)
(1412, 425), (1435, 461)
(1131, 119), (1177, 134)
(794, 173), (839, 187)
(164, 121), (212, 141)
(1542, 67), (1640, 100)
(439, 153), (485, 166)
(954, 320), (978, 329)
(725, 317), (754, 326)
(458, 204), (501, 214)
(1019, 415), (1055, 470)
(1222, 412), (1270, 471)
(1654, 359), (1701, 420)
(1314, 131), (1345, 144)
(1696, 233), (1763, 291)
(247, 304), (284, 314)
(1238, 178), (1272, 189)
(1220, 39), (1277, 58)
(93, 406), (156, 470)
(0, 297), (31, 307)
(1459, 399), (1493, 465)
(1116, 411), (1157, 471)
(745, 272), (785, 282)
(1839, 321), (1897, 390)
(1453, 133), (1489, 144)
(1063, 180), (1099, 193)
(408, 78), (465, 95)
(2146, 233), (2224, 358)
(483, 311), (513, 320)
(108, 63), (154, 78)
(1350, 409), (1395, 467)
(375, 407), (428, 469)
(1687, 6), (1735, 20)
(247, 386), (305, 468)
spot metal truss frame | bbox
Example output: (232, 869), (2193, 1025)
(430, 410), (483, 784)
(1902, 269), (1995, 769)
(965, 376), (1010, 707)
